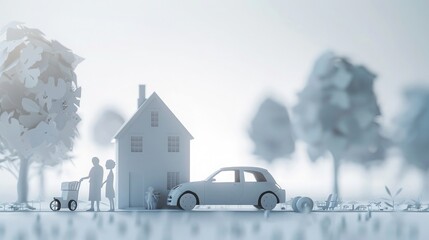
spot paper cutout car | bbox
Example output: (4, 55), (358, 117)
(167, 167), (286, 210)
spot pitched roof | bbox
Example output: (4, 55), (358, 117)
(113, 92), (193, 139)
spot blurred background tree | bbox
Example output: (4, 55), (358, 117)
(293, 52), (388, 196)
(92, 108), (124, 148)
(249, 97), (295, 163)
(396, 87), (429, 197)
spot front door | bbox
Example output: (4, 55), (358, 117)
(129, 172), (144, 208)
(205, 170), (242, 205)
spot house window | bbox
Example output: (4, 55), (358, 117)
(167, 172), (180, 190)
(151, 111), (159, 127)
(131, 136), (143, 152)
(168, 136), (180, 152)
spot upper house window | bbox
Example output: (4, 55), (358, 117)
(131, 136), (143, 152)
(151, 111), (159, 127)
(168, 136), (180, 152)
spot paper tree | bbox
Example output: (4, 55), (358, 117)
(293, 52), (387, 195)
(396, 87), (429, 194)
(249, 97), (295, 162)
(0, 23), (82, 206)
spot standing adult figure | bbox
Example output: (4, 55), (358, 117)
(80, 157), (104, 211)
(102, 159), (116, 211)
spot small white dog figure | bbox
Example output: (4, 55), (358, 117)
(145, 187), (159, 210)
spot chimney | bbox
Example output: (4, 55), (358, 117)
(137, 85), (146, 108)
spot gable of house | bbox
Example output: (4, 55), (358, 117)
(114, 92), (193, 140)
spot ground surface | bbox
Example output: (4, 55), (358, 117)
(0, 205), (426, 240)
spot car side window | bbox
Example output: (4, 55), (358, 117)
(244, 171), (267, 182)
(212, 170), (240, 183)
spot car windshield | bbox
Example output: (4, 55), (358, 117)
(206, 169), (240, 182)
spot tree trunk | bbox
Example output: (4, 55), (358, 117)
(423, 171), (429, 201)
(39, 165), (45, 201)
(17, 157), (29, 203)
(365, 172), (372, 199)
(333, 156), (340, 196)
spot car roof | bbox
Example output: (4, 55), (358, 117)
(220, 166), (268, 172)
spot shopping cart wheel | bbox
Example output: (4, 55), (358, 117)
(50, 199), (61, 211)
(68, 200), (77, 211)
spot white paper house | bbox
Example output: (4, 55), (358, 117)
(113, 85), (193, 209)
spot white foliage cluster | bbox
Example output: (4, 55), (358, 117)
(249, 97), (295, 162)
(293, 52), (387, 165)
(397, 88), (429, 171)
(0, 22), (82, 166)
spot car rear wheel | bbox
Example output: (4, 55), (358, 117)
(259, 192), (277, 210)
(178, 193), (197, 211)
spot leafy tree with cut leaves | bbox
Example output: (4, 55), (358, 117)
(293, 52), (388, 196)
(0, 23), (82, 206)
(249, 97), (295, 162)
(396, 87), (429, 194)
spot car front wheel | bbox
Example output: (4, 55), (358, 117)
(259, 192), (277, 210)
(178, 193), (197, 211)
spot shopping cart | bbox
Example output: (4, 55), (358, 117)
(50, 181), (81, 211)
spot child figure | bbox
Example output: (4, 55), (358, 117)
(145, 187), (159, 210)
(102, 159), (116, 211)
